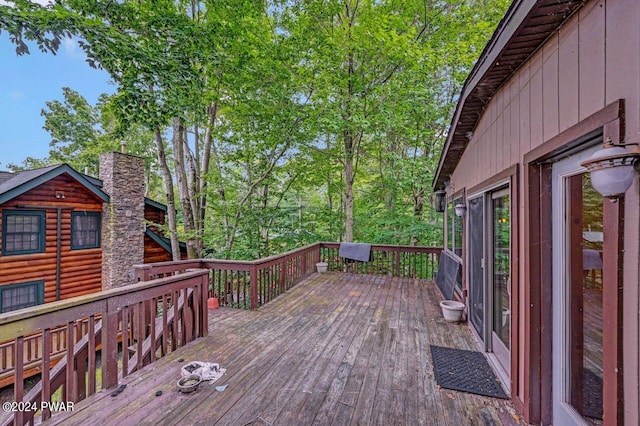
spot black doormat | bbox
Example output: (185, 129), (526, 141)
(430, 345), (508, 399)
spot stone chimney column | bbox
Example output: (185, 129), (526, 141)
(99, 152), (145, 289)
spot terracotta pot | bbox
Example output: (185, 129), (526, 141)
(207, 297), (219, 309)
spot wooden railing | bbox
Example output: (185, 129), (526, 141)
(134, 244), (320, 310)
(134, 243), (442, 310)
(0, 242), (440, 425)
(319, 243), (441, 279)
(0, 321), (92, 388)
(0, 269), (209, 426)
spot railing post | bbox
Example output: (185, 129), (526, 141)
(13, 337), (24, 426)
(102, 306), (120, 389)
(315, 243), (321, 264)
(201, 272), (209, 337)
(134, 264), (153, 282)
(302, 251), (307, 277)
(250, 264), (258, 309)
(280, 258), (287, 293)
(74, 343), (88, 402)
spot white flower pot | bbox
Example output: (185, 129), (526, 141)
(316, 262), (328, 273)
(440, 300), (465, 322)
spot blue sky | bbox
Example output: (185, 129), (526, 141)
(0, 34), (114, 171)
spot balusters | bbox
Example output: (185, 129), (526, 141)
(41, 329), (52, 420)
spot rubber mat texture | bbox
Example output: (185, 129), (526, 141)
(430, 345), (508, 399)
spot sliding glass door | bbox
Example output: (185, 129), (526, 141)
(490, 189), (510, 372)
(468, 196), (485, 339)
(552, 146), (604, 425)
(467, 186), (511, 376)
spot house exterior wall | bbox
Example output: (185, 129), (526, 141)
(446, 0), (639, 423)
(0, 158), (174, 312)
(144, 204), (166, 232)
(0, 174), (103, 302)
(143, 234), (173, 263)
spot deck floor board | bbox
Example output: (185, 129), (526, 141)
(45, 273), (522, 426)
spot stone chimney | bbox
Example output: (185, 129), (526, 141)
(99, 152), (145, 289)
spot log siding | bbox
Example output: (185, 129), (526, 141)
(143, 233), (173, 264)
(0, 174), (104, 303)
(0, 164), (180, 387)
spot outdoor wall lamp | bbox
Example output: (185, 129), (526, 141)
(580, 137), (640, 200)
(454, 203), (467, 217)
(434, 190), (446, 213)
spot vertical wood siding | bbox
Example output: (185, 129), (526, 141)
(448, 1), (639, 422)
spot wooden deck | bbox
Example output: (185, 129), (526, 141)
(45, 273), (521, 425)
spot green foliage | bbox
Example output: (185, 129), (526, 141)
(2, 0), (508, 259)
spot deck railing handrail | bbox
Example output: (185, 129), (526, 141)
(0, 269), (205, 338)
(0, 269), (210, 426)
(0, 242), (441, 426)
(133, 242), (442, 311)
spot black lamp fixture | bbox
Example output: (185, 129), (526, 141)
(434, 190), (446, 213)
(580, 137), (640, 200)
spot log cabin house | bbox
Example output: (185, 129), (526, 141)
(434, 0), (639, 425)
(0, 151), (185, 314)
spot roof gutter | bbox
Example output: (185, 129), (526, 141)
(432, 0), (584, 190)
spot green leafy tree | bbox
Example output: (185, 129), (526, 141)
(2, 0), (509, 258)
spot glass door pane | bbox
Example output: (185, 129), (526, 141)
(491, 190), (510, 369)
(551, 143), (604, 425)
(568, 173), (604, 423)
(468, 196), (485, 340)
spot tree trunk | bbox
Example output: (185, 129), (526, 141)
(344, 153), (354, 242)
(154, 129), (181, 261)
(411, 188), (425, 246)
(172, 118), (198, 258)
(184, 129), (201, 255)
(343, 46), (356, 242)
(199, 101), (218, 255)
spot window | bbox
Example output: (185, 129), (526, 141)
(447, 201), (454, 252)
(447, 197), (463, 258)
(2, 210), (45, 255)
(0, 281), (44, 313)
(71, 212), (101, 250)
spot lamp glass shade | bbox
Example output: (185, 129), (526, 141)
(589, 165), (634, 198)
(454, 203), (466, 217)
(582, 145), (636, 198)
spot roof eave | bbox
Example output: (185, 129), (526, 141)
(0, 164), (110, 205)
(432, 0), (585, 190)
(145, 227), (187, 254)
(144, 197), (168, 212)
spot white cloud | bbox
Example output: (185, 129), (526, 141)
(62, 37), (85, 59)
(9, 91), (26, 101)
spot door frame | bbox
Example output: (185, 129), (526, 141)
(551, 145), (602, 425)
(466, 166), (519, 396)
(523, 100), (625, 425)
(488, 186), (511, 375)
(466, 192), (486, 341)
